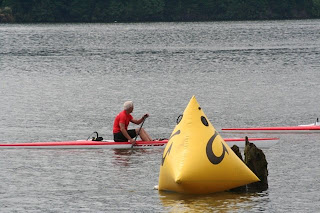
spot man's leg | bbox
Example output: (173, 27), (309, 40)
(135, 128), (152, 141)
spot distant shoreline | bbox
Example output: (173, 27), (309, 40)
(1, 17), (320, 24)
(1, 0), (320, 23)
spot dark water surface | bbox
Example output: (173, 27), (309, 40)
(0, 20), (319, 212)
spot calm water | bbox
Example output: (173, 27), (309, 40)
(0, 20), (320, 212)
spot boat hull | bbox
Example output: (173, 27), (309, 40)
(222, 125), (320, 133)
(224, 138), (278, 147)
(0, 138), (278, 149)
(0, 140), (168, 149)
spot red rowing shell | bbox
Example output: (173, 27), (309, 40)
(0, 137), (279, 149)
(222, 125), (320, 132)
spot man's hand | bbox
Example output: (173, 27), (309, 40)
(143, 113), (149, 119)
(129, 138), (136, 145)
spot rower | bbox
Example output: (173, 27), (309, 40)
(113, 101), (152, 144)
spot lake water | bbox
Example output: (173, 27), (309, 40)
(0, 20), (319, 212)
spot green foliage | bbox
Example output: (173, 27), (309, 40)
(134, 0), (164, 20)
(31, 0), (55, 22)
(312, 0), (320, 16)
(109, 0), (127, 21)
(0, 6), (14, 22)
(163, 0), (183, 21)
(1, 0), (319, 23)
(69, 0), (95, 22)
(91, 0), (111, 22)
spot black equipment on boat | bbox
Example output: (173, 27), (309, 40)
(87, 131), (103, 141)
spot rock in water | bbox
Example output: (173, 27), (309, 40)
(244, 137), (268, 191)
(231, 145), (243, 161)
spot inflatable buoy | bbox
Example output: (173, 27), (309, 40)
(158, 96), (259, 194)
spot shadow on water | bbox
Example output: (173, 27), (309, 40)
(158, 190), (270, 212)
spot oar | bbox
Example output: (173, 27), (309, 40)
(131, 116), (147, 148)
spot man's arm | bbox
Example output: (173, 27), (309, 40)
(131, 114), (149, 125)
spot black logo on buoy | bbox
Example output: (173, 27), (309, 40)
(161, 130), (180, 166)
(206, 131), (229, 165)
(161, 143), (172, 165)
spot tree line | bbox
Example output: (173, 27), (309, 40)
(1, 0), (320, 23)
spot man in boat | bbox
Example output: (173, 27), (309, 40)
(113, 101), (152, 144)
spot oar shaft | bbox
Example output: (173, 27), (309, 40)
(131, 117), (147, 148)
(134, 117), (146, 141)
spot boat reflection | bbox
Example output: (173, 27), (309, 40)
(112, 148), (163, 167)
(158, 190), (269, 212)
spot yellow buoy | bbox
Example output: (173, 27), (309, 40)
(158, 96), (259, 194)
